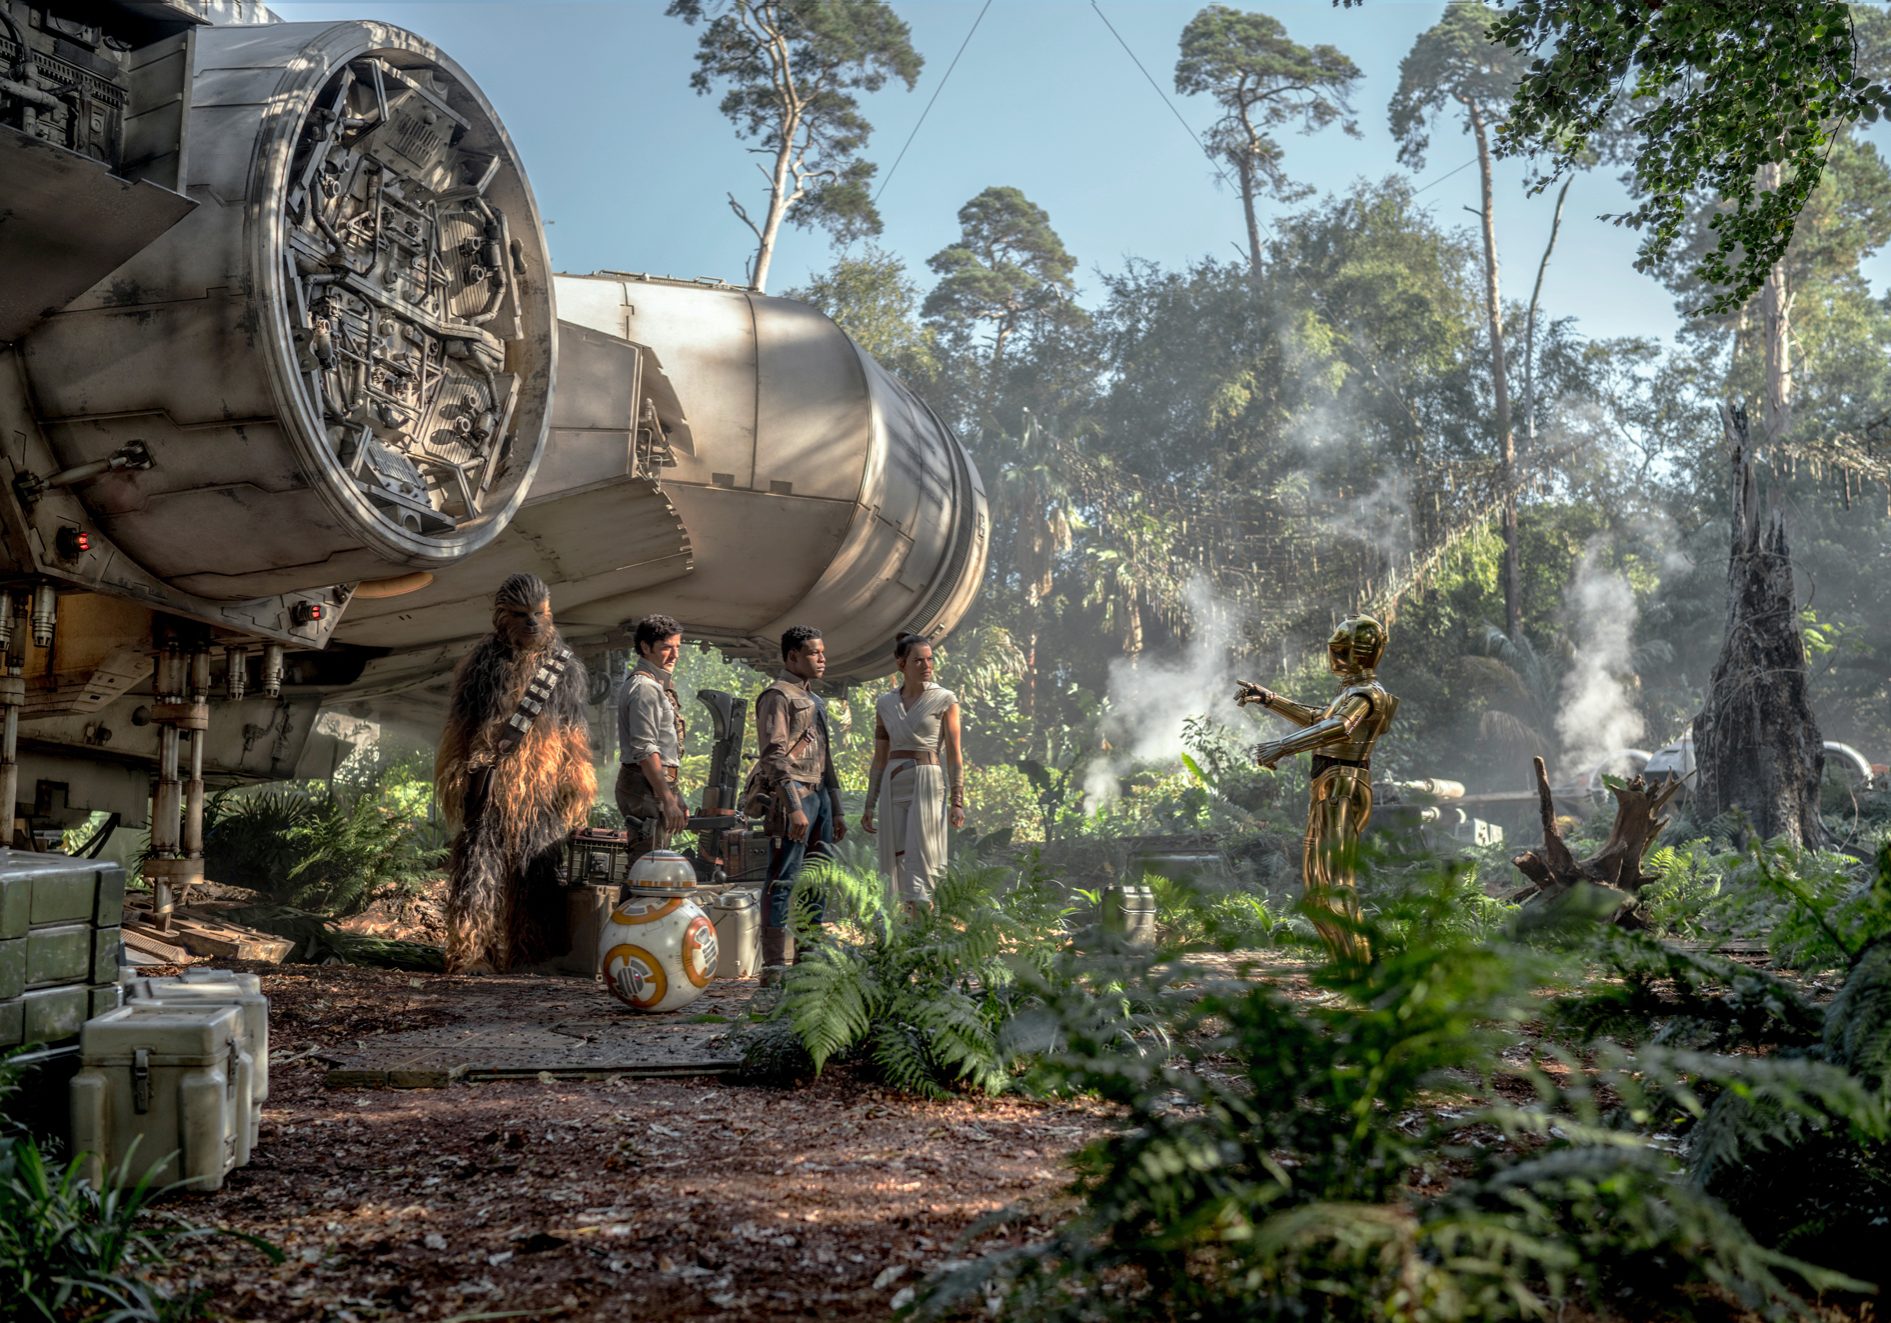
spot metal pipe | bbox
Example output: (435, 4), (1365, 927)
(261, 643), (284, 697)
(0, 591), (14, 654)
(0, 663), (20, 851)
(29, 583), (55, 648)
(182, 650), (210, 859)
(225, 645), (248, 700)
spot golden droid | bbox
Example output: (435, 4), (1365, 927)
(1237, 616), (1398, 962)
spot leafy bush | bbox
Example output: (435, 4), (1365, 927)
(919, 866), (1855, 1322)
(1636, 838), (1732, 938)
(0, 1053), (279, 1322)
(1703, 839), (1888, 971)
(1142, 872), (1287, 952)
(780, 854), (1074, 1099)
(200, 768), (444, 918)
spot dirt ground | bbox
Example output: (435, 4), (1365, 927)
(152, 962), (1130, 1322)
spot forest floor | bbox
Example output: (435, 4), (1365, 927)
(149, 952), (1320, 1323)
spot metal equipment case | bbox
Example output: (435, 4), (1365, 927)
(125, 969), (269, 1147)
(0, 851), (124, 1049)
(69, 1001), (255, 1192)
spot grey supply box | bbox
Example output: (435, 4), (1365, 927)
(70, 1001), (256, 1192)
(0, 852), (127, 1051)
(0, 851), (126, 935)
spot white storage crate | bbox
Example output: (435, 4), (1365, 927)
(127, 969), (270, 1100)
(69, 1001), (255, 1192)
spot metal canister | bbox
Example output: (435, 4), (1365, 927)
(1101, 882), (1158, 950)
(597, 851), (716, 1013)
(708, 889), (760, 979)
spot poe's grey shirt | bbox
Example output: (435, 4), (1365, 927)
(618, 660), (680, 768)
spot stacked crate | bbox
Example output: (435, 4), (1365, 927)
(0, 851), (125, 1050)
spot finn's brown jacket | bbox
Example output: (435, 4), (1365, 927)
(754, 675), (839, 812)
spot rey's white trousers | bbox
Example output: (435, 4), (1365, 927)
(878, 759), (947, 906)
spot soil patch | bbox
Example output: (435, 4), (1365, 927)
(154, 964), (1119, 1321)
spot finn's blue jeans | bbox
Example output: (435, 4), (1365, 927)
(765, 784), (833, 927)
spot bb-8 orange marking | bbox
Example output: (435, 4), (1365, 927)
(602, 942), (667, 1010)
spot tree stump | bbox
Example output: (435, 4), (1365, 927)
(1510, 756), (1682, 926)
(1690, 406), (1826, 848)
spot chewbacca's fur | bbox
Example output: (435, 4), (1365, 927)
(436, 581), (596, 973)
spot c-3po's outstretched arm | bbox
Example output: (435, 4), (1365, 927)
(1235, 680), (1322, 728)
(1251, 693), (1373, 770)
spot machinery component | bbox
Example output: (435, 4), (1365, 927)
(336, 275), (990, 684)
(0, 659), (20, 843)
(142, 644), (210, 928)
(260, 644), (285, 699)
(55, 527), (91, 560)
(224, 646), (248, 702)
(18, 21), (554, 601)
(29, 582), (56, 648)
(14, 441), (155, 507)
(0, 590), (13, 655)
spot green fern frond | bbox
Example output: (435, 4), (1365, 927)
(783, 945), (874, 1072)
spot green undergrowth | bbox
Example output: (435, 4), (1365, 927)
(774, 850), (1079, 1099)
(907, 854), (1891, 1321)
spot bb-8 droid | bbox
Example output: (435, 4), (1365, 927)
(598, 850), (717, 1013)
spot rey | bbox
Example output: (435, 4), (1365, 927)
(861, 634), (966, 909)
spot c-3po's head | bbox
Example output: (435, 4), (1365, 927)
(1327, 615), (1387, 680)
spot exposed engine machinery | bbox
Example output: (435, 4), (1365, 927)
(0, 0), (989, 917)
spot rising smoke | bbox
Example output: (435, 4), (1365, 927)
(1085, 577), (1242, 806)
(1555, 540), (1646, 779)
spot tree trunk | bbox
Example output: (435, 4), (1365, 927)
(1509, 755), (1681, 924)
(1467, 100), (1520, 639)
(1236, 151), (1262, 283)
(1690, 407), (1826, 848)
(1523, 176), (1571, 448)
(1757, 161), (1793, 444)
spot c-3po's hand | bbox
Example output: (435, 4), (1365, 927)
(1235, 680), (1275, 709)
(1252, 740), (1284, 771)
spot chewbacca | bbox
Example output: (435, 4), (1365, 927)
(436, 573), (597, 972)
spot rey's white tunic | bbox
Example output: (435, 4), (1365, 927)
(875, 683), (957, 906)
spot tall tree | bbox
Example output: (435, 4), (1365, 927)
(1490, 0), (1891, 316)
(922, 186), (1083, 436)
(668, 0), (921, 292)
(1390, 2), (1528, 638)
(782, 243), (939, 385)
(1172, 5), (1362, 281)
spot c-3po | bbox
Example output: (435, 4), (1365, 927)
(1237, 615), (1397, 962)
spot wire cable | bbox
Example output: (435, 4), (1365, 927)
(1090, 0), (1240, 194)
(874, 0), (996, 204)
(1413, 156), (1477, 195)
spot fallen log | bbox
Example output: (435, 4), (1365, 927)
(1509, 755), (1683, 926)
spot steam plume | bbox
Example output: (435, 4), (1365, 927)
(1555, 540), (1645, 778)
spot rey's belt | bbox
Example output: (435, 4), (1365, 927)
(887, 749), (939, 766)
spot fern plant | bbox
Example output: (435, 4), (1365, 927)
(780, 855), (1073, 1099)
(919, 864), (1855, 1322)
(199, 770), (444, 919)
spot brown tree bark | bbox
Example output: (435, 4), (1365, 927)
(1465, 98), (1521, 640)
(1510, 756), (1682, 925)
(1690, 408), (1826, 847)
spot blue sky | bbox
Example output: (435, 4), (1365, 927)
(274, 0), (1891, 346)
